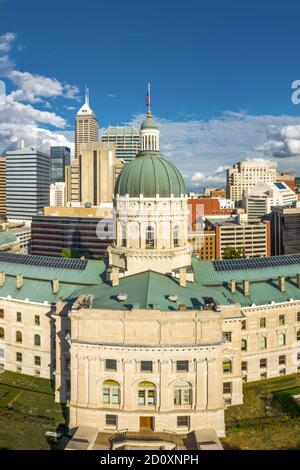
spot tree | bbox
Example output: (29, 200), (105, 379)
(222, 246), (242, 259)
(61, 248), (72, 258)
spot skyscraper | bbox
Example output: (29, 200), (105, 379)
(50, 146), (70, 183)
(75, 87), (99, 159)
(226, 160), (277, 202)
(101, 126), (140, 163)
(6, 145), (50, 220)
(0, 156), (6, 218)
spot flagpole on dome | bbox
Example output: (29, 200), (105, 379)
(146, 82), (151, 116)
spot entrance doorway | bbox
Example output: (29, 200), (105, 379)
(139, 416), (154, 431)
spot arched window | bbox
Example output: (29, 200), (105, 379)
(0, 327), (4, 340)
(145, 226), (155, 249)
(278, 333), (286, 347)
(241, 338), (247, 351)
(223, 359), (232, 373)
(34, 334), (41, 347)
(102, 380), (120, 405)
(173, 225), (180, 247)
(258, 335), (267, 350)
(16, 331), (22, 343)
(138, 381), (156, 406)
(174, 380), (192, 406)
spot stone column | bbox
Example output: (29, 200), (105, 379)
(159, 360), (169, 411)
(207, 357), (222, 410)
(195, 359), (207, 410)
(122, 359), (135, 410)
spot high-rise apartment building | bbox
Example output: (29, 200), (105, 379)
(50, 182), (65, 206)
(101, 126), (140, 164)
(226, 160), (277, 202)
(50, 146), (70, 183)
(271, 206), (300, 255)
(65, 142), (123, 206)
(75, 88), (99, 159)
(6, 146), (50, 220)
(0, 156), (6, 218)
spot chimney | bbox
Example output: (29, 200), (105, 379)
(0, 272), (6, 287)
(178, 304), (186, 311)
(179, 268), (186, 288)
(52, 279), (60, 294)
(110, 267), (119, 287)
(243, 280), (249, 296)
(16, 274), (23, 289)
(278, 276), (285, 292)
(231, 279), (236, 294)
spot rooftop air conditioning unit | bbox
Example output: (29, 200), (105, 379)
(168, 295), (178, 302)
(117, 293), (128, 302)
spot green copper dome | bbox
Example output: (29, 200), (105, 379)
(115, 151), (185, 198)
(141, 113), (159, 130)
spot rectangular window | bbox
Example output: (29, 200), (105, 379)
(138, 390), (146, 405)
(242, 375), (247, 383)
(16, 312), (22, 322)
(241, 320), (246, 330)
(16, 352), (22, 362)
(0, 309), (4, 319)
(223, 332), (232, 343)
(279, 315), (285, 326)
(223, 382), (232, 394)
(35, 369), (40, 377)
(279, 355), (286, 365)
(279, 368), (286, 376)
(34, 356), (41, 366)
(260, 372), (267, 379)
(141, 361), (153, 373)
(105, 414), (117, 427)
(105, 359), (117, 371)
(177, 416), (190, 428)
(297, 312), (300, 322)
(241, 361), (247, 372)
(260, 317), (266, 328)
(260, 358), (267, 368)
(176, 360), (189, 372)
(35, 315), (40, 326)
(16, 366), (22, 373)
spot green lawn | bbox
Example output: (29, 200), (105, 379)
(222, 374), (300, 450)
(0, 371), (68, 450)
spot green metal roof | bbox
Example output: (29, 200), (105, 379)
(0, 232), (17, 246)
(114, 151), (185, 198)
(78, 270), (229, 310)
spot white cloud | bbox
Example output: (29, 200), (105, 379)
(0, 32), (16, 54)
(0, 32), (16, 75)
(129, 112), (300, 188)
(257, 124), (300, 159)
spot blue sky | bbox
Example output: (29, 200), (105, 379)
(1, 0), (300, 187)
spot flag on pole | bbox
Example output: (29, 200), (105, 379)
(146, 83), (151, 109)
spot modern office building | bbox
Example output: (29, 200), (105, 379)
(0, 156), (6, 218)
(101, 126), (140, 164)
(226, 160), (277, 202)
(31, 215), (113, 259)
(206, 217), (271, 258)
(6, 146), (50, 220)
(65, 142), (123, 207)
(10, 225), (31, 254)
(50, 182), (65, 207)
(243, 181), (298, 223)
(271, 206), (300, 255)
(188, 231), (216, 259)
(276, 172), (295, 192)
(75, 88), (99, 159)
(50, 146), (70, 183)
(204, 187), (226, 198)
